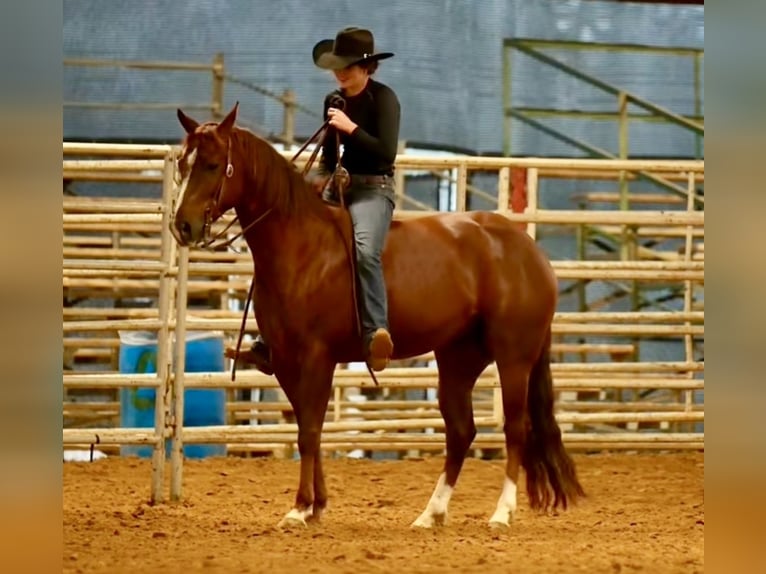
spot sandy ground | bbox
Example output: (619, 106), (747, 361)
(63, 451), (704, 574)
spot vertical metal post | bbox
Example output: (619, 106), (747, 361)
(211, 52), (225, 120)
(617, 91), (630, 214)
(170, 246), (189, 501)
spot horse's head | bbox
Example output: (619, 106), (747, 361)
(171, 103), (240, 246)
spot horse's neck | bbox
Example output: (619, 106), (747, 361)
(232, 135), (348, 303)
(238, 204), (345, 300)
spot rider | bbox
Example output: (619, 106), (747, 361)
(247, 26), (400, 374)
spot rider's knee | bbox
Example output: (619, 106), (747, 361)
(356, 242), (380, 267)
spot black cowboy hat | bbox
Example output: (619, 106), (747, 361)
(312, 26), (394, 70)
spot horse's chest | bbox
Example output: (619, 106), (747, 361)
(253, 278), (353, 347)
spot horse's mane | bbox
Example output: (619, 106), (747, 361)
(231, 126), (325, 218)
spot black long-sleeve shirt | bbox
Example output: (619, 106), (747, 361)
(320, 78), (401, 177)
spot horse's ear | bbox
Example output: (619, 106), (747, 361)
(217, 101), (239, 138)
(177, 108), (199, 134)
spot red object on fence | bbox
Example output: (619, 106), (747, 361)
(510, 167), (528, 232)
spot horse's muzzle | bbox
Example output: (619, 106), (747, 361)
(171, 215), (204, 246)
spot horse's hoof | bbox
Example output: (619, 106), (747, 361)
(488, 504), (515, 530)
(278, 515), (307, 529)
(411, 512), (445, 529)
(306, 507), (324, 523)
(278, 507), (311, 529)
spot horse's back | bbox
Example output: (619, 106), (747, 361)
(389, 211), (554, 291)
(464, 211), (558, 317)
(383, 211), (556, 357)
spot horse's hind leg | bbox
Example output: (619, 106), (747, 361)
(486, 351), (533, 529)
(411, 334), (490, 529)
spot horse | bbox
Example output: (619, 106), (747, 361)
(170, 103), (585, 529)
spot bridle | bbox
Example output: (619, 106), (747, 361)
(176, 96), (348, 252)
(171, 137), (270, 252)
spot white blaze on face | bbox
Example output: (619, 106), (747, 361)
(489, 477), (518, 527)
(175, 147), (198, 212)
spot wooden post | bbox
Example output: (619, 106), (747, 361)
(151, 151), (177, 503)
(618, 91), (640, 367)
(282, 89), (295, 148)
(682, 171), (697, 432)
(494, 167), (511, 432)
(575, 207), (588, 363)
(334, 386), (341, 423)
(497, 167), (510, 212)
(394, 140), (407, 210)
(627, 223), (640, 362)
(211, 53), (225, 121)
(170, 246), (189, 501)
(110, 230), (123, 372)
(618, 90), (630, 257)
(455, 163), (468, 212)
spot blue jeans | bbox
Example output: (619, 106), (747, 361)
(345, 180), (395, 345)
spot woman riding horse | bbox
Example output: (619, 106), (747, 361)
(249, 26), (400, 374)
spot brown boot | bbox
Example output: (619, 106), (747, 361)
(367, 328), (393, 372)
(224, 337), (274, 376)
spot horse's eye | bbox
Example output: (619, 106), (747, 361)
(206, 163), (219, 171)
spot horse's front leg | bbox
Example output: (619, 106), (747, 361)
(311, 446), (328, 522)
(276, 351), (335, 528)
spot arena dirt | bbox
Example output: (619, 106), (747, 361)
(64, 451), (703, 573)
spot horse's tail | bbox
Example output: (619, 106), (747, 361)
(522, 328), (586, 511)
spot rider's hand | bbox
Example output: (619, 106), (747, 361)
(327, 108), (357, 134)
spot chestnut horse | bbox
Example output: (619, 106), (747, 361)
(171, 103), (584, 529)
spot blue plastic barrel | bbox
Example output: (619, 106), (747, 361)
(119, 331), (227, 459)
